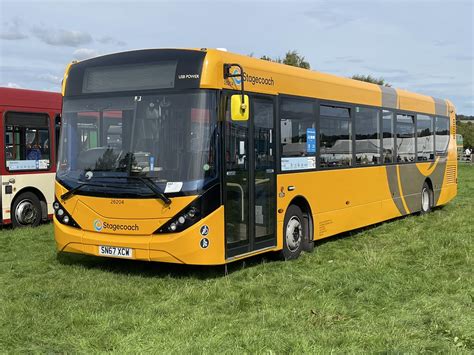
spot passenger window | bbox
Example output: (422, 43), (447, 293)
(382, 110), (395, 163)
(417, 114), (434, 161)
(435, 116), (450, 155)
(4, 112), (51, 171)
(320, 105), (352, 168)
(396, 114), (415, 163)
(280, 98), (315, 171)
(280, 98), (315, 157)
(355, 107), (380, 165)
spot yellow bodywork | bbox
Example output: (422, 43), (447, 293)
(57, 48), (457, 265)
(55, 182), (226, 265)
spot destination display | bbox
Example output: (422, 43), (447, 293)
(7, 159), (49, 171)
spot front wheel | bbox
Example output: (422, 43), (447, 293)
(420, 182), (433, 214)
(12, 192), (42, 227)
(280, 205), (306, 260)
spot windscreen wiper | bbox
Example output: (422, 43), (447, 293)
(99, 175), (172, 205)
(60, 175), (171, 205)
(134, 176), (172, 205)
(60, 182), (104, 201)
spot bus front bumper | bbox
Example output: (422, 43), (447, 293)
(54, 207), (226, 265)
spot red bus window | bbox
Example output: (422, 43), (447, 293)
(4, 112), (51, 171)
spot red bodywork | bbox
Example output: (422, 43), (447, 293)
(0, 87), (62, 176)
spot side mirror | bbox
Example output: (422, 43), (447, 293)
(231, 94), (249, 121)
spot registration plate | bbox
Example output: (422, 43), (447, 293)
(98, 245), (133, 258)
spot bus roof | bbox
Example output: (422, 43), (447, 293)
(201, 49), (453, 116)
(66, 48), (454, 116)
(0, 87), (62, 110)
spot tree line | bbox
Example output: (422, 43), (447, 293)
(457, 119), (474, 149)
(255, 50), (391, 86)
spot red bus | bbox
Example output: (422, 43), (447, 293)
(0, 87), (62, 227)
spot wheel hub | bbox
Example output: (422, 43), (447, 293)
(422, 187), (430, 212)
(286, 216), (302, 252)
(15, 200), (38, 225)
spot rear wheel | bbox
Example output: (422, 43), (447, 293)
(12, 192), (42, 227)
(420, 182), (433, 214)
(280, 205), (305, 260)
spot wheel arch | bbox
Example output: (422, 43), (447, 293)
(12, 187), (48, 220)
(424, 177), (434, 192)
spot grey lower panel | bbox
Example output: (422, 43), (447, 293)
(385, 165), (407, 215)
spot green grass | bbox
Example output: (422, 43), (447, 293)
(1, 166), (473, 353)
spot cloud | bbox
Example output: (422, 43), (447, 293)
(324, 56), (364, 64)
(97, 36), (126, 47)
(0, 18), (28, 40)
(72, 48), (100, 60)
(304, 7), (359, 29)
(363, 66), (409, 75)
(1, 82), (22, 88)
(433, 40), (451, 47)
(451, 55), (474, 61)
(37, 73), (62, 85)
(31, 26), (92, 47)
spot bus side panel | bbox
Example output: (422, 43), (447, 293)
(276, 158), (453, 244)
(0, 105), (58, 223)
(1, 173), (56, 222)
(276, 166), (402, 241)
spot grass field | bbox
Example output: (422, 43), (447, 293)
(1, 165), (473, 353)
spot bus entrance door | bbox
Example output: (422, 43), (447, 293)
(224, 96), (276, 259)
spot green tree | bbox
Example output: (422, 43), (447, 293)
(351, 74), (392, 87)
(282, 50), (310, 69)
(260, 50), (310, 69)
(260, 55), (277, 62)
(457, 121), (474, 148)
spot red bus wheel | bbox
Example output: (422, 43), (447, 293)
(12, 192), (42, 228)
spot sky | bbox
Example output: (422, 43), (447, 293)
(1, 0), (473, 114)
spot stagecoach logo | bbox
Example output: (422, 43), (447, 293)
(94, 219), (103, 232)
(228, 67), (275, 87)
(93, 219), (139, 232)
(231, 68), (242, 85)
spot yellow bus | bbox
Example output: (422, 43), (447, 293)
(54, 48), (457, 264)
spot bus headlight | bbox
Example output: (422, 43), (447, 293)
(53, 199), (80, 229)
(186, 208), (197, 219)
(154, 184), (220, 234)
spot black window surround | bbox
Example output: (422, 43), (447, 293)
(274, 94), (448, 173)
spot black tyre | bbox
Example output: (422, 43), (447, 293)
(420, 182), (433, 214)
(12, 192), (42, 227)
(280, 205), (306, 260)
